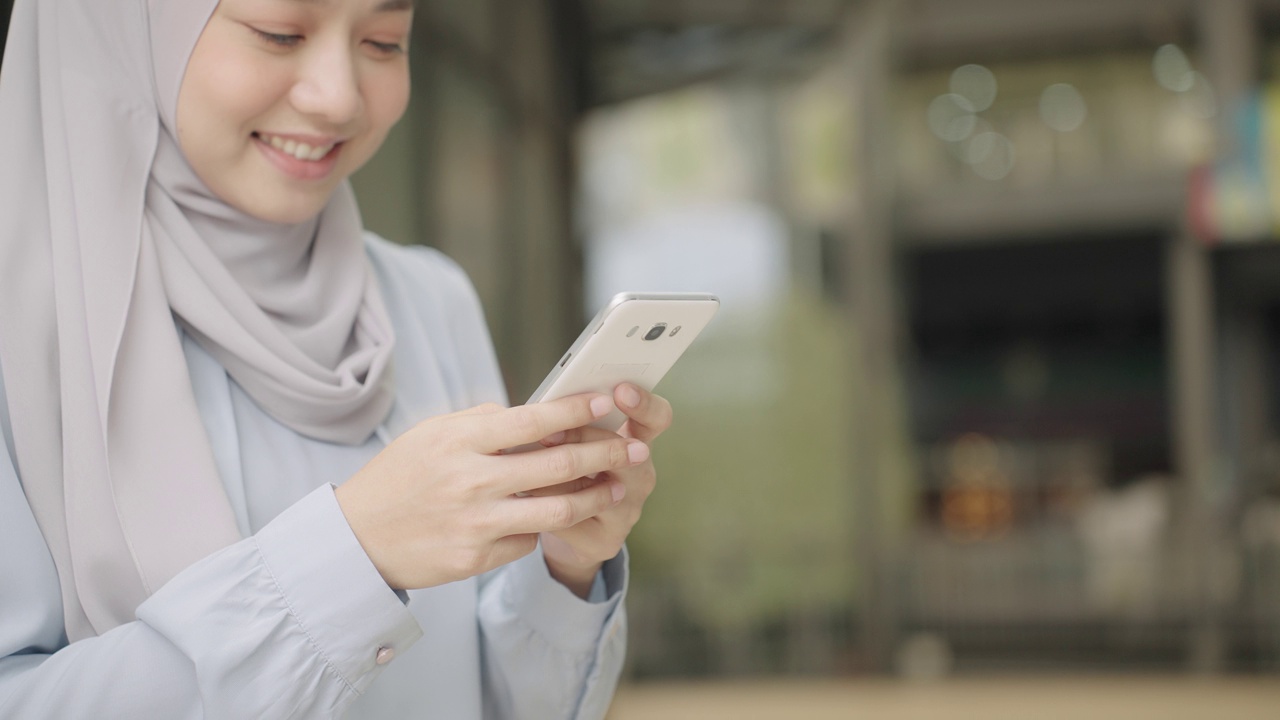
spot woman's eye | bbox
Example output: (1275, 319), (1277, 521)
(366, 40), (406, 55)
(253, 28), (303, 48)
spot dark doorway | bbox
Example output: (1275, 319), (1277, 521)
(906, 235), (1169, 479)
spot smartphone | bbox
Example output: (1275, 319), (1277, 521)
(527, 292), (720, 432)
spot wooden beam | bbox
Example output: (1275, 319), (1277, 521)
(902, 0), (1196, 67)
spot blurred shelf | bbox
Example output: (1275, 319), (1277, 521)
(898, 173), (1187, 247)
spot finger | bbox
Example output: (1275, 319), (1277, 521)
(503, 436), (649, 495)
(522, 453), (655, 500)
(519, 475), (604, 498)
(545, 520), (626, 562)
(501, 412), (615, 457)
(540, 425), (620, 448)
(542, 425), (657, 487)
(540, 426), (626, 481)
(617, 453), (658, 495)
(455, 402), (506, 417)
(485, 533), (541, 569)
(538, 430), (568, 447)
(504, 427), (574, 457)
(505, 477), (626, 534)
(501, 431), (576, 457)
(614, 384), (673, 443)
(471, 394), (614, 452)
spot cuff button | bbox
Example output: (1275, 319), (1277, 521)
(375, 646), (396, 665)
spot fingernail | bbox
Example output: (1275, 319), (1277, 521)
(543, 431), (566, 445)
(627, 441), (649, 464)
(590, 395), (613, 418)
(618, 384), (641, 408)
(611, 482), (626, 503)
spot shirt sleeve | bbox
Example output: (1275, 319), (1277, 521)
(0, 455), (422, 720)
(477, 543), (629, 720)
(368, 236), (632, 718)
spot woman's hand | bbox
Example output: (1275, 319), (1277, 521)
(334, 393), (650, 591)
(538, 384), (672, 598)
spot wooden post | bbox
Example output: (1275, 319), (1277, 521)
(1166, 221), (1224, 673)
(845, 0), (908, 673)
(1170, 0), (1259, 674)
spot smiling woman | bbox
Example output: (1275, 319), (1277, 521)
(0, 0), (646, 718)
(176, 0), (412, 223)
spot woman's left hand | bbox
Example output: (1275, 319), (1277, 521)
(536, 383), (672, 598)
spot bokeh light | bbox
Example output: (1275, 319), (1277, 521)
(968, 131), (1017, 180)
(927, 93), (978, 142)
(1152, 43), (1195, 92)
(947, 116), (992, 163)
(1039, 83), (1088, 132)
(950, 64), (998, 113)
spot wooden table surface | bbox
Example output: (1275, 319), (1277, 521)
(608, 676), (1280, 720)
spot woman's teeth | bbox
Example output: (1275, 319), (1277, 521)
(259, 134), (335, 162)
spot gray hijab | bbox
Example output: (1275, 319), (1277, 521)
(0, 0), (396, 640)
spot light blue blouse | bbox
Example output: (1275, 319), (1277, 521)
(0, 236), (627, 719)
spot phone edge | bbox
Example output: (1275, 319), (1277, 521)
(525, 292), (719, 404)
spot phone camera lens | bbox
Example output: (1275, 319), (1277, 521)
(643, 323), (667, 341)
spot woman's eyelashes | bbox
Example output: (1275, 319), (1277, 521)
(248, 26), (406, 57)
(366, 40), (407, 56)
(251, 27), (303, 49)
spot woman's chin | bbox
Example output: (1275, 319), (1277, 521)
(226, 188), (333, 226)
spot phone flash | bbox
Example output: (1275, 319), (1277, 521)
(670, 326), (683, 337)
(627, 326), (639, 338)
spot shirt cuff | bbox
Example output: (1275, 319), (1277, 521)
(253, 483), (423, 691)
(500, 543), (628, 657)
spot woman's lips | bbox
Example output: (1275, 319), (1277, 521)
(253, 132), (344, 181)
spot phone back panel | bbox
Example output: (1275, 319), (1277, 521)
(528, 294), (719, 431)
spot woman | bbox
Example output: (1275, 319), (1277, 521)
(0, 0), (668, 717)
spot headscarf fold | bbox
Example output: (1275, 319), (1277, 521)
(0, 0), (396, 640)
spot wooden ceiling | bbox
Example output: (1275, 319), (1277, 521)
(576, 0), (854, 105)
(575, 0), (1280, 106)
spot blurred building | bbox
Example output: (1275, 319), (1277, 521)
(561, 0), (1280, 677)
(855, 0), (1280, 676)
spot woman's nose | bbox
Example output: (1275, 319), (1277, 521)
(289, 41), (363, 125)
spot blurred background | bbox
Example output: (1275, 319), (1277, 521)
(7, 0), (1280, 716)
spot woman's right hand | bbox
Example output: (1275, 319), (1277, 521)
(333, 394), (644, 590)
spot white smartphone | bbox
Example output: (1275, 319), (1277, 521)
(527, 292), (720, 432)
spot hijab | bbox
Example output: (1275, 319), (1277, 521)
(0, 0), (396, 641)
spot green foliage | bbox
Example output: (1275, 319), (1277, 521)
(628, 289), (858, 630)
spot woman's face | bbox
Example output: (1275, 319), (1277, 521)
(176, 0), (413, 224)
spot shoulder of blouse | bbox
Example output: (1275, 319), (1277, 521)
(361, 231), (506, 411)
(362, 232), (493, 329)
(363, 233), (482, 304)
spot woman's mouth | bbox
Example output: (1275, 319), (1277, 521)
(252, 132), (344, 180)
(254, 132), (340, 161)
